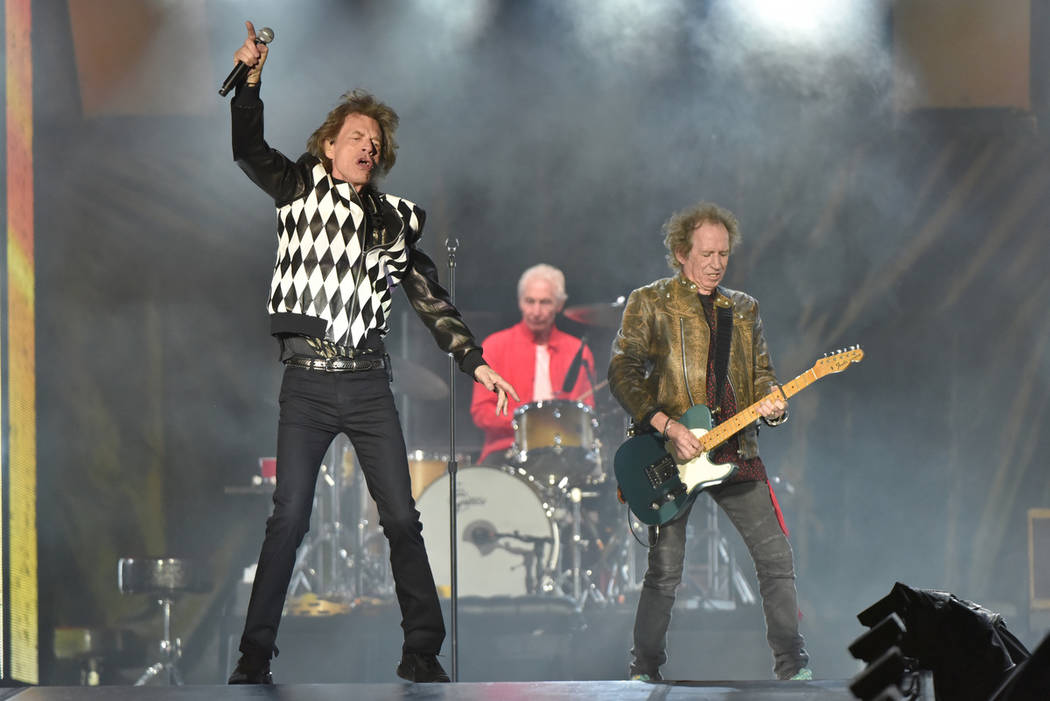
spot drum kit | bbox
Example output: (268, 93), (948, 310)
(261, 299), (754, 613)
(283, 400), (641, 611)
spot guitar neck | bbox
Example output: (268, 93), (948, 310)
(700, 366), (820, 450)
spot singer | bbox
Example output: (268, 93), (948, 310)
(225, 21), (518, 685)
(470, 264), (595, 464)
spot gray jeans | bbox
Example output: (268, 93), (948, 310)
(630, 479), (809, 680)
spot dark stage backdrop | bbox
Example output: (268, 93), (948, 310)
(23, 0), (1050, 683)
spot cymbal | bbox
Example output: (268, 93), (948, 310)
(562, 296), (626, 328)
(390, 355), (449, 400)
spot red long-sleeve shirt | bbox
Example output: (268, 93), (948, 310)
(470, 321), (595, 463)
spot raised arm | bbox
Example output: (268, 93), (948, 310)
(229, 20), (308, 204)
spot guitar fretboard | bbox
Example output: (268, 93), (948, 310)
(700, 368), (818, 450)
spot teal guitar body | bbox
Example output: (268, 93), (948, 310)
(613, 404), (736, 526)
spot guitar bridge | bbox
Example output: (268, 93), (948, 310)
(645, 453), (678, 490)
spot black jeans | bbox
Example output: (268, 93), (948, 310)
(238, 365), (445, 660)
(631, 479), (808, 680)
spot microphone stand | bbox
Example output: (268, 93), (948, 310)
(444, 237), (460, 681)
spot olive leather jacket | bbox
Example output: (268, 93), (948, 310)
(608, 274), (783, 460)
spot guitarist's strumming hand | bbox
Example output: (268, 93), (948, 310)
(651, 411), (702, 462)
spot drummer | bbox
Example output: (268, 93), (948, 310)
(470, 264), (595, 464)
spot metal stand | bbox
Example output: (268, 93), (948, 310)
(117, 557), (207, 687)
(288, 436), (357, 598)
(444, 236), (460, 681)
(559, 486), (626, 611)
(693, 495), (755, 608)
(134, 598), (182, 686)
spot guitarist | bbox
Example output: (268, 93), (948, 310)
(608, 202), (811, 681)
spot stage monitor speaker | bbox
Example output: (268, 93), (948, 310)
(988, 631), (1050, 700)
(1028, 509), (1050, 610)
(853, 583), (1029, 701)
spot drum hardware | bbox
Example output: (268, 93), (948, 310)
(288, 435), (393, 604)
(286, 592), (352, 617)
(601, 510), (644, 601)
(390, 354), (449, 401)
(416, 466), (562, 598)
(561, 296), (627, 329)
(682, 495), (756, 609)
(408, 449), (470, 500)
(288, 459), (353, 601)
(117, 557), (209, 686)
(512, 400), (602, 486)
(554, 485), (630, 610)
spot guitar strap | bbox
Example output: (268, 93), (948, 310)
(712, 303), (733, 420)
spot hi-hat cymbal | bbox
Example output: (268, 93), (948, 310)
(390, 356), (449, 400)
(563, 296), (626, 328)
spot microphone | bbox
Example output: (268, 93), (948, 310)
(561, 336), (588, 396)
(219, 27), (275, 96)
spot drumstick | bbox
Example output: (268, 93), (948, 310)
(573, 379), (608, 402)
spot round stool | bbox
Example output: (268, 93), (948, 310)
(117, 557), (209, 685)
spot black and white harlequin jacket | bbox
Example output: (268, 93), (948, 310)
(231, 84), (483, 376)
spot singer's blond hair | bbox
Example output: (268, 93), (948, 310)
(307, 90), (399, 177)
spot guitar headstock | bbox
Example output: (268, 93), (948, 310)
(813, 345), (864, 378)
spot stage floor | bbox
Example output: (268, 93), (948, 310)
(5, 679), (854, 701)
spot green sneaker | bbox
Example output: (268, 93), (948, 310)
(788, 667), (813, 681)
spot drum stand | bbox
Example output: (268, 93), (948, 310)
(563, 487), (610, 611)
(289, 435), (385, 599)
(691, 495), (756, 608)
(117, 558), (208, 686)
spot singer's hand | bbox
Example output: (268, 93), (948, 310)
(474, 365), (520, 416)
(235, 20), (268, 84)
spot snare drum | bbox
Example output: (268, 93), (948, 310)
(416, 466), (561, 597)
(512, 400), (600, 483)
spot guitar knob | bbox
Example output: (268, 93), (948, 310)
(649, 502), (660, 511)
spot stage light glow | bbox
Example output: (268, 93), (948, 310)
(719, 0), (882, 52)
(408, 0), (495, 43)
(555, 0), (688, 69)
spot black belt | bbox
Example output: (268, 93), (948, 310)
(285, 354), (387, 373)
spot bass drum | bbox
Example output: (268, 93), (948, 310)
(416, 466), (560, 597)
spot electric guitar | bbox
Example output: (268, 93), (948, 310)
(614, 346), (864, 526)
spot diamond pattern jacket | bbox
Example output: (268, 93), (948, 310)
(231, 85), (482, 375)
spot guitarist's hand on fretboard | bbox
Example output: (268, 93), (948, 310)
(755, 395), (787, 422)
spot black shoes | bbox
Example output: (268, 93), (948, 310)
(227, 654), (273, 685)
(396, 652), (450, 683)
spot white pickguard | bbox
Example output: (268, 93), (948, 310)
(666, 427), (735, 493)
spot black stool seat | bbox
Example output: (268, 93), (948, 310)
(117, 557), (209, 686)
(118, 557), (209, 596)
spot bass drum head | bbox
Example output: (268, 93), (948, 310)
(416, 466), (559, 597)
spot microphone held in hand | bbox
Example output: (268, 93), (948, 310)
(561, 336), (588, 396)
(218, 26), (275, 96)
